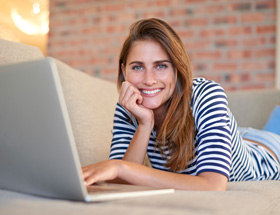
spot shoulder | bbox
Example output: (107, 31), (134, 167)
(192, 77), (227, 98)
(191, 77), (228, 107)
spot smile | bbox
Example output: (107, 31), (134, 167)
(141, 89), (162, 95)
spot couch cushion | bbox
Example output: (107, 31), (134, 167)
(54, 59), (119, 166)
(0, 39), (44, 65)
(227, 89), (280, 129)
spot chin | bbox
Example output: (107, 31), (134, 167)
(142, 100), (161, 110)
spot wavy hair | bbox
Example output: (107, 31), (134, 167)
(118, 18), (195, 172)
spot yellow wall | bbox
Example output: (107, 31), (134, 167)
(0, 0), (49, 55)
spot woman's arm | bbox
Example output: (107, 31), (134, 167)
(82, 159), (228, 191)
(122, 123), (153, 164)
(118, 81), (154, 164)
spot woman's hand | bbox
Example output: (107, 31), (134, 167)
(119, 81), (154, 129)
(82, 160), (228, 190)
(82, 160), (121, 186)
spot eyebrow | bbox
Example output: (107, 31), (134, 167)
(128, 60), (171, 65)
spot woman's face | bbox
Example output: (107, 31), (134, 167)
(122, 39), (176, 114)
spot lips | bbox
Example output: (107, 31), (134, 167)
(140, 88), (162, 95)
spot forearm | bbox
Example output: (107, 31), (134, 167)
(117, 160), (228, 191)
(122, 124), (153, 164)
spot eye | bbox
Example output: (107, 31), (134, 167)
(132, 65), (143, 71)
(157, 64), (167, 70)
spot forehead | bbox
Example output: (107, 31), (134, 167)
(126, 39), (170, 63)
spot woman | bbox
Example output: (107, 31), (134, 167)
(82, 18), (280, 190)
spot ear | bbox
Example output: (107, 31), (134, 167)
(121, 63), (126, 80)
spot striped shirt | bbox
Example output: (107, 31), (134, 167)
(109, 78), (280, 181)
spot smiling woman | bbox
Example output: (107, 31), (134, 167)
(121, 39), (176, 116)
(82, 18), (280, 190)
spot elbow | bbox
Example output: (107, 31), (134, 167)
(214, 184), (227, 191)
(209, 180), (228, 191)
(198, 172), (228, 191)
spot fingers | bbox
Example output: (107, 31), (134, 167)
(82, 160), (120, 186)
(119, 81), (143, 109)
(82, 164), (97, 186)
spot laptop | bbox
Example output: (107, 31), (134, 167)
(0, 58), (174, 202)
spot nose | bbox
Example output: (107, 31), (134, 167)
(143, 69), (157, 86)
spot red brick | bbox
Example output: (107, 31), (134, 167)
(200, 75), (222, 83)
(185, 40), (212, 50)
(225, 73), (252, 83)
(229, 26), (252, 35)
(184, 0), (207, 3)
(192, 63), (209, 72)
(170, 8), (188, 16)
(128, 1), (153, 9)
(254, 49), (275, 58)
(228, 3), (251, 11)
(185, 18), (209, 27)
(215, 39), (238, 48)
(256, 73), (275, 82)
(242, 37), (266, 46)
(214, 16), (237, 25)
(242, 62), (268, 71)
(117, 13), (136, 22)
(90, 57), (110, 65)
(106, 25), (127, 33)
(199, 29), (225, 37)
(256, 1), (276, 10)
(270, 37), (276, 44)
(213, 63), (238, 71)
(102, 67), (119, 75)
(256, 25), (276, 34)
(155, 0), (172, 7)
(227, 50), (252, 59)
(142, 11), (166, 19)
(103, 4), (124, 12)
(177, 30), (195, 38)
(241, 13), (267, 23)
(194, 51), (222, 60)
(196, 5), (224, 14)
(241, 85), (268, 90)
(269, 12), (276, 22)
(82, 27), (102, 35)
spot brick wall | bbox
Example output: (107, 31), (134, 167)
(48, 0), (276, 91)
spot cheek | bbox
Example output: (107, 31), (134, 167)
(126, 73), (142, 85)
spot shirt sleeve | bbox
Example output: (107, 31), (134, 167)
(192, 80), (232, 179)
(109, 103), (137, 160)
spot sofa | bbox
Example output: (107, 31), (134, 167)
(0, 38), (280, 215)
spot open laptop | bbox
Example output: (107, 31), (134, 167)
(0, 58), (174, 202)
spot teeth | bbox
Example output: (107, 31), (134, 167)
(141, 89), (161, 95)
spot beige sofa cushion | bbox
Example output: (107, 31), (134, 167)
(227, 89), (280, 129)
(0, 39), (44, 65)
(55, 59), (118, 166)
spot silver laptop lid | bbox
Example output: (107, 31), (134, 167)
(0, 58), (87, 201)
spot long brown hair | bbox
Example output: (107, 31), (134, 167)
(118, 18), (195, 172)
